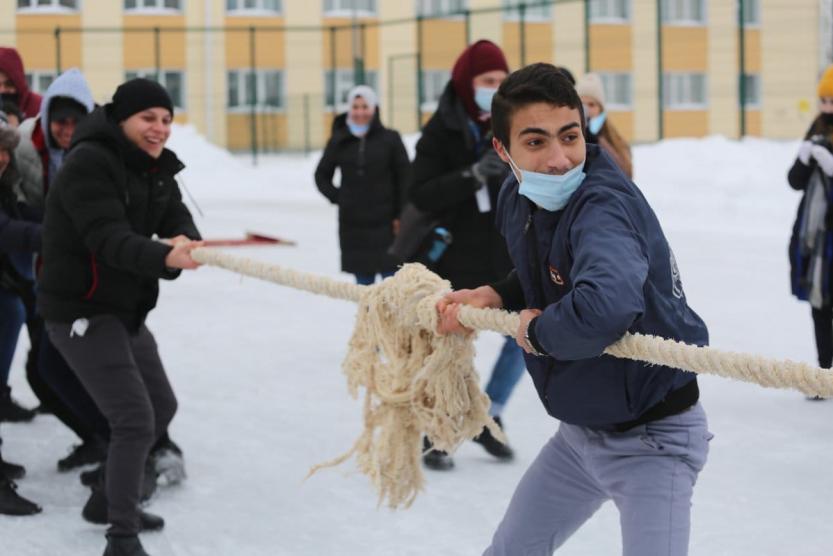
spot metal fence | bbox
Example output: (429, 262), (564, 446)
(1, 0), (827, 159)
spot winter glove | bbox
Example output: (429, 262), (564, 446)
(470, 149), (508, 185)
(798, 141), (813, 165)
(811, 145), (833, 177)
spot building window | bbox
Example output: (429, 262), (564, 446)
(227, 69), (284, 111)
(324, 69), (379, 112)
(323, 0), (377, 17)
(24, 72), (57, 95)
(589, 0), (630, 23)
(416, 0), (467, 18)
(226, 0), (281, 13)
(661, 0), (705, 25)
(663, 72), (707, 109)
(598, 72), (632, 109)
(740, 0), (759, 25)
(503, 0), (550, 21)
(420, 69), (450, 110)
(742, 73), (760, 108)
(125, 70), (185, 110)
(124, 0), (181, 11)
(17, 0), (78, 10)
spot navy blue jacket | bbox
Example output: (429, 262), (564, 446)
(496, 145), (708, 427)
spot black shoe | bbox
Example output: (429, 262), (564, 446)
(473, 416), (514, 461)
(103, 534), (150, 556)
(806, 395), (826, 401)
(58, 439), (107, 472)
(0, 455), (25, 480)
(422, 437), (454, 471)
(81, 465), (103, 487)
(0, 476), (41, 516)
(0, 386), (36, 423)
(82, 485), (164, 531)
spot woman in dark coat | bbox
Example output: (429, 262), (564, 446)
(38, 79), (202, 556)
(315, 85), (410, 285)
(788, 65), (833, 392)
(409, 40), (524, 470)
(0, 110), (41, 516)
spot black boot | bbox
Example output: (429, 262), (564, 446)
(103, 534), (150, 556)
(0, 451), (25, 480)
(81, 464), (103, 487)
(0, 385), (36, 423)
(472, 416), (514, 461)
(83, 478), (165, 531)
(58, 438), (108, 472)
(422, 436), (454, 471)
(0, 476), (41, 515)
(150, 435), (185, 485)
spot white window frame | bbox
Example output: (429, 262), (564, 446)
(324, 69), (379, 113)
(741, 73), (761, 109)
(227, 69), (285, 112)
(124, 0), (182, 14)
(24, 71), (57, 95)
(420, 69), (450, 112)
(661, 0), (706, 26)
(17, 0), (79, 12)
(739, 0), (760, 27)
(416, 0), (467, 19)
(226, 0), (282, 16)
(663, 72), (708, 110)
(124, 69), (186, 111)
(598, 72), (632, 110)
(323, 0), (377, 18)
(588, 0), (630, 24)
(503, 0), (551, 22)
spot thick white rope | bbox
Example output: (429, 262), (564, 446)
(191, 247), (833, 507)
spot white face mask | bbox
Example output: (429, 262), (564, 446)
(505, 151), (587, 212)
(474, 87), (498, 113)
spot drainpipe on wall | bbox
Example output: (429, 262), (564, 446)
(203, 3), (214, 145)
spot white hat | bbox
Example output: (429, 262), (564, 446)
(347, 85), (378, 110)
(576, 73), (606, 107)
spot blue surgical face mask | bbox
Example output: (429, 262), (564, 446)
(588, 111), (607, 135)
(347, 121), (369, 137)
(506, 151), (586, 212)
(474, 87), (497, 113)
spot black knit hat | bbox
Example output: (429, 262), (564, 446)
(111, 78), (174, 122)
(49, 96), (88, 123)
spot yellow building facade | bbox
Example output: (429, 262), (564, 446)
(0, 0), (826, 150)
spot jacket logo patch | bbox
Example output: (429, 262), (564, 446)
(548, 264), (565, 286)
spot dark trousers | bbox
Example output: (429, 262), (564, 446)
(23, 298), (107, 443)
(47, 315), (177, 535)
(812, 307), (833, 369)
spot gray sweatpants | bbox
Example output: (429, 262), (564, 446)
(484, 403), (712, 556)
(47, 315), (178, 535)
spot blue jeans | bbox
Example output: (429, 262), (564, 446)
(484, 337), (526, 417)
(354, 271), (395, 286)
(0, 288), (26, 385)
(484, 404), (712, 556)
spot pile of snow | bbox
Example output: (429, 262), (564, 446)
(3, 129), (832, 556)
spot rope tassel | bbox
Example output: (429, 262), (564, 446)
(191, 248), (833, 508)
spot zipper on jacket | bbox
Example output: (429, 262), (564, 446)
(357, 136), (366, 177)
(524, 208), (553, 404)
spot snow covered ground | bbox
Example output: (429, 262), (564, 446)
(3, 127), (833, 555)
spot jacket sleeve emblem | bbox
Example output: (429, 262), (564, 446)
(548, 264), (565, 286)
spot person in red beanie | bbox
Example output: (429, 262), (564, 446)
(0, 47), (42, 120)
(409, 40), (524, 471)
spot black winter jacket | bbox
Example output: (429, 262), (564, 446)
(315, 112), (410, 275)
(37, 106), (200, 331)
(409, 82), (512, 289)
(0, 158), (41, 298)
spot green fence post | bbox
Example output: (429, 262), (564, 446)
(249, 26), (258, 166)
(738, 0), (747, 138)
(54, 26), (62, 74)
(656, 0), (664, 141)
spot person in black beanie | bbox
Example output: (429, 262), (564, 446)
(38, 78), (202, 556)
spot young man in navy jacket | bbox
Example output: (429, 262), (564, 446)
(437, 63), (713, 556)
